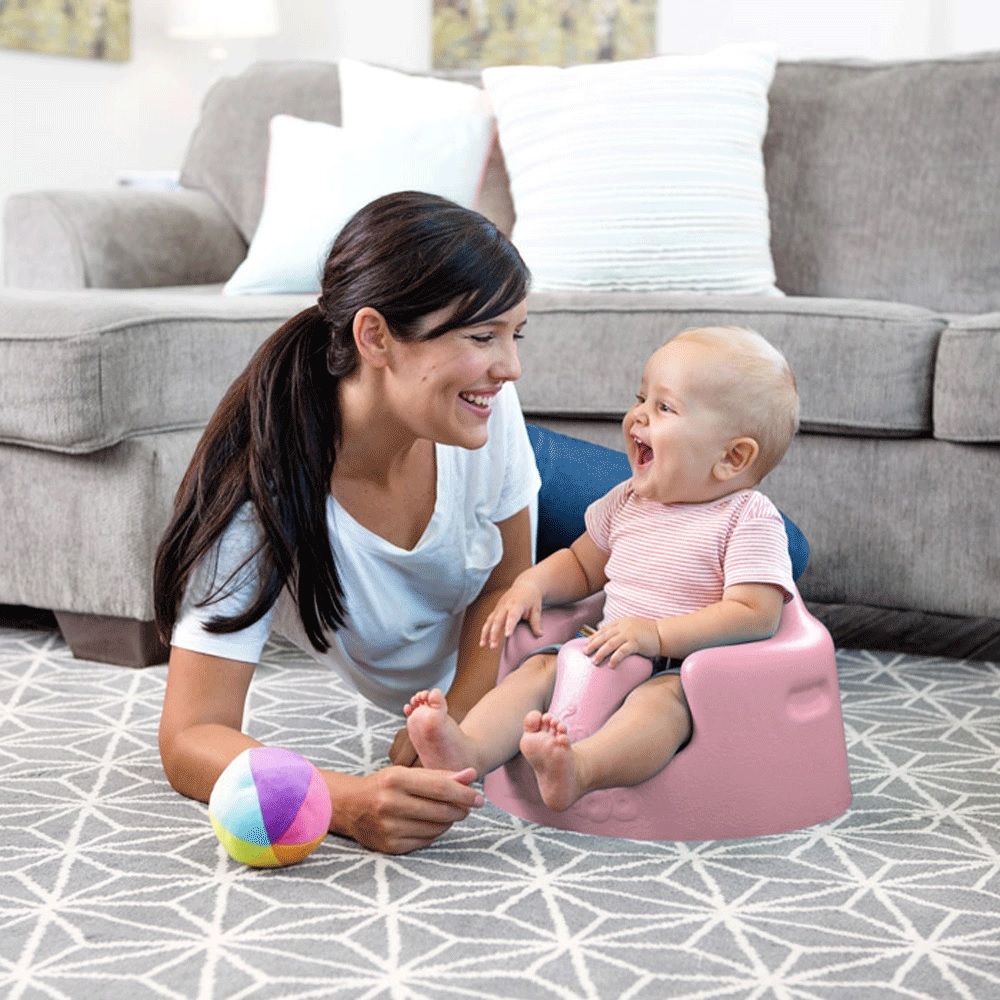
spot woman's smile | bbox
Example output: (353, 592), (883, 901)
(458, 387), (500, 416)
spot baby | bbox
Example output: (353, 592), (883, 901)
(406, 326), (800, 811)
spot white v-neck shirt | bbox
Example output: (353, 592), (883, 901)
(172, 383), (540, 711)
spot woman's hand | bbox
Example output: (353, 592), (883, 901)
(480, 578), (544, 648)
(162, 649), (482, 854)
(325, 766), (483, 854)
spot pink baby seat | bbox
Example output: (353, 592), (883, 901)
(483, 588), (852, 841)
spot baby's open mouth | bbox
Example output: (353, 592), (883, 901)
(635, 441), (654, 467)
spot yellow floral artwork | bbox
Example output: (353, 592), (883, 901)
(0, 0), (130, 61)
(433, 0), (656, 69)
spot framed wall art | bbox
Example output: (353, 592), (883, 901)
(433, 0), (656, 70)
(0, 0), (130, 61)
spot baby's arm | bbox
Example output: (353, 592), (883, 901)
(480, 533), (609, 648)
(584, 582), (785, 666)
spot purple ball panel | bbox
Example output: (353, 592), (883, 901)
(248, 747), (315, 843)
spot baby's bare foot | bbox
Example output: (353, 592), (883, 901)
(520, 712), (586, 811)
(405, 689), (477, 773)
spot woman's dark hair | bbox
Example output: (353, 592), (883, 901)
(154, 191), (530, 651)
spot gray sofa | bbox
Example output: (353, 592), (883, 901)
(3, 56), (999, 665)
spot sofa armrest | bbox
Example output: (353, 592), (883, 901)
(3, 188), (247, 290)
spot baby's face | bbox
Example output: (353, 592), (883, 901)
(622, 339), (740, 505)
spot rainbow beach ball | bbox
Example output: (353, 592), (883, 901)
(209, 747), (332, 868)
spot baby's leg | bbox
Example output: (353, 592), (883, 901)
(406, 652), (558, 777)
(520, 674), (691, 810)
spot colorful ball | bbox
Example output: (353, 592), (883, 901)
(209, 747), (332, 868)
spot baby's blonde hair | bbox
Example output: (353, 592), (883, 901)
(671, 326), (800, 480)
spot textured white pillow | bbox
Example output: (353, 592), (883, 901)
(225, 112), (494, 295)
(337, 57), (491, 126)
(482, 44), (780, 294)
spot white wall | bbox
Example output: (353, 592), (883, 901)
(3, 0), (1000, 280)
(332, 0), (433, 72)
(0, 0), (341, 277)
(659, 0), (934, 59)
(658, 0), (1000, 59)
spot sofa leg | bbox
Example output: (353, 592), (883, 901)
(54, 611), (169, 667)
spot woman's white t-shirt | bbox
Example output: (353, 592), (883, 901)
(172, 383), (541, 712)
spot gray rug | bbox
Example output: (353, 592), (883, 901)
(1, 622), (999, 1000)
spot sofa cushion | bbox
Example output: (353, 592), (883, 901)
(517, 292), (946, 437)
(181, 61), (343, 243)
(0, 289), (313, 453)
(0, 286), (948, 452)
(0, 287), (948, 454)
(765, 55), (1000, 313)
(933, 315), (1000, 443)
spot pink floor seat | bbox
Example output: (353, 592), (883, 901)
(483, 588), (852, 841)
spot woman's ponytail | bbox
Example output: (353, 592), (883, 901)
(154, 305), (345, 649)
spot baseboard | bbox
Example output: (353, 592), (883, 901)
(808, 601), (1000, 662)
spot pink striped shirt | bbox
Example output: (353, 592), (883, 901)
(584, 482), (794, 627)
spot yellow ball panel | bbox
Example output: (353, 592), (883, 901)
(210, 813), (281, 867)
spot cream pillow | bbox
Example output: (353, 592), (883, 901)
(482, 44), (780, 294)
(225, 112), (494, 295)
(337, 57), (491, 126)
(337, 58), (515, 235)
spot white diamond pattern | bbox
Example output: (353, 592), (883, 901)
(1, 622), (998, 999)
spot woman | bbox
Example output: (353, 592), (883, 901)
(154, 192), (537, 855)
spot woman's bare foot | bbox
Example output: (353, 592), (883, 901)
(520, 711), (587, 811)
(404, 689), (479, 774)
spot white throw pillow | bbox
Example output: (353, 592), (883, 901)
(338, 59), (515, 236)
(225, 112), (494, 295)
(337, 57), (491, 126)
(482, 44), (781, 294)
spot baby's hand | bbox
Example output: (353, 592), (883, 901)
(584, 616), (660, 666)
(481, 580), (544, 648)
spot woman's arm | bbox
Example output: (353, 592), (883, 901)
(160, 647), (485, 854)
(158, 647), (260, 802)
(447, 506), (535, 720)
(388, 506), (534, 767)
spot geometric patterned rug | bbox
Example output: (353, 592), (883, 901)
(2, 622), (998, 1000)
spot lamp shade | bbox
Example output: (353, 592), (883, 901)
(168, 0), (279, 40)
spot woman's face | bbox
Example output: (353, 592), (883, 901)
(384, 298), (528, 450)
